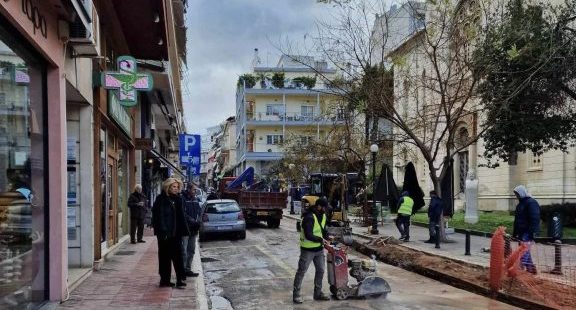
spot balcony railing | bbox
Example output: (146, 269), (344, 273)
(245, 112), (345, 123)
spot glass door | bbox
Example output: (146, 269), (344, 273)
(107, 156), (118, 245)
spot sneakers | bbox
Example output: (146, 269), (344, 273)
(313, 292), (330, 301)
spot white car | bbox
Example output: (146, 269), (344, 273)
(199, 199), (246, 241)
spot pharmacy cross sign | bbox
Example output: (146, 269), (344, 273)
(102, 56), (153, 107)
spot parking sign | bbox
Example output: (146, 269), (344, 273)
(179, 134), (201, 175)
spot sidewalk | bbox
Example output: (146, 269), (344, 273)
(56, 230), (208, 310)
(283, 210), (576, 272)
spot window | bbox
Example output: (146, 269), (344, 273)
(266, 104), (284, 116)
(301, 105), (314, 117)
(266, 135), (283, 145)
(528, 152), (542, 170)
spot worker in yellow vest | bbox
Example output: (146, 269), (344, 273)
(395, 191), (414, 242)
(293, 198), (331, 304)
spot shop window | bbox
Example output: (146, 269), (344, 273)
(0, 29), (46, 308)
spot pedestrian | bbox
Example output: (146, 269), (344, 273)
(395, 191), (414, 242)
(152, 178), (190, 288)
(293, 198), (331, 304)
(512, 185), (540, 274)
(128, 184), (147, 244)
(425, 190), (443, 244)
(181, 183), (202, 277)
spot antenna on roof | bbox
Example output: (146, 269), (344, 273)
(252, 48), (262, 68)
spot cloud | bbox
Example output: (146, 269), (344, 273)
(183, 0), (331, 134)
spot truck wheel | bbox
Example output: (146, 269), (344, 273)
(267, 219), (280, 228)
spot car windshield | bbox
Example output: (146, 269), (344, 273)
(205, 202), (240, 213)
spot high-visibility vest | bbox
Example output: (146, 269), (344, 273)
(398, 196), (414, 215)
(300, 213), (326, 248)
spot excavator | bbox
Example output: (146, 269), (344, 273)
(298, 173), (362, 245)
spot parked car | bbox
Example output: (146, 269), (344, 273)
(199, 199), (246, 241)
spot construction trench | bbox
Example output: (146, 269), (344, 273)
(351, 236), (576, 310)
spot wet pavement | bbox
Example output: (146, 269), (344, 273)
(200, 218), (519, 310)
(56, 228), (207, 310)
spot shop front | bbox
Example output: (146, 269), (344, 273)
(0, 0), (68, 306)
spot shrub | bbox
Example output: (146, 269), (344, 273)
(271, 72), (285, 88)
(293, 76), (316, 89)
(540, 203), (576, 226)
(238, 74), (256, 88)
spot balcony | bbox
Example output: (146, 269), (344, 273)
(245, 112), (346, 126)
(238, 142), (283, 162)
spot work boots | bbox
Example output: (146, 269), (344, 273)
(313, 292), (331, 301)
(293, 290), (303, 304)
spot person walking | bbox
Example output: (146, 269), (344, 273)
(425, 190), (443, 243)
(181, 183), (202, 277)
(152, 178), (190, 288)
(395, 191), (414, 242)
(128, 184), (147, 244)
(512, 185), (540, 274)
(293, 198), (331, 304)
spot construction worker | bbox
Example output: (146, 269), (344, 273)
(395, 191), (414, 242)
(293, 198), (331, 304)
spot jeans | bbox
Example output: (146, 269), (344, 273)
(181, 234), (197, 272)
(395, 214), (411, 239)
(521, 233), (536, 272)
(293, 249), (325, 296)
(428, 220), (439, 241)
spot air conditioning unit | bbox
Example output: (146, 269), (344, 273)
(69, 2), (100, 57)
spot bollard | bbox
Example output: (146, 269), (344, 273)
(435, 225), (441, 249)
(551, 240), (563, 275)
(504, 234), (511, 259)
(465, 230), (471, 256)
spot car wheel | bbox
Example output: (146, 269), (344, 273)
(238, 231), (246, 240)
(199, 233), (207, 242)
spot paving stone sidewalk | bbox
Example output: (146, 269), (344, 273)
(57, 231), (208, 310)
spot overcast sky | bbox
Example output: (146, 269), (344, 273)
(182, 0), (339, 135)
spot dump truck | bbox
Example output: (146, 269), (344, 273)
(217, 167), (288, 228)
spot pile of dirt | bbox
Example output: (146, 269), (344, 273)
(355, 239), (576, 309)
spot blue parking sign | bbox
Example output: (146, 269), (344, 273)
(179, 134), (201, 175)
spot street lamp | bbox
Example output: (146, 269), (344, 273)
(370, 144), (379, 234)
(289, 163), (296, 214)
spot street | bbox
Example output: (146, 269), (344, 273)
(200, 218), (518, 310)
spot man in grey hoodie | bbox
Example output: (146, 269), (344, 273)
(512, 185), (540, 274)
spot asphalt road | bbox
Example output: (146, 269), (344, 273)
(199, 218), (518, 310)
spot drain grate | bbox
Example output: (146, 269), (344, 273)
(201, 257), (219, 262)
(115, 251), (136, 256)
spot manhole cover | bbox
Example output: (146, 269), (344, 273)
(115, 251), (136, 256)
(201, 257), (219, 262)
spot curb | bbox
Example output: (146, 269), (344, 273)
(194, 236), (210, 310)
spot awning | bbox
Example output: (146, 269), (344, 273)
(150, 149), (185, 179)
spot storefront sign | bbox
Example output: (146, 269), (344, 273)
(135, 138), (153, 150)
(21, 0), (47, 38)
(108, 92), (132, 136)
(102, 56), (153, 107)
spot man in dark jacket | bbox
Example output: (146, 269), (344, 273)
(181, 184), (202, 277)
(426, 190), (443, 243)
(293, 198), (331, 304)
(512, 185), (540, 274)
(128, 184), (147, 244)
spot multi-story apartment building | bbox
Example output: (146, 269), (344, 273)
(234, 55), (347, 177)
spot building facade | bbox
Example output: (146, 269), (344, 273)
(235, 55), (347, 177)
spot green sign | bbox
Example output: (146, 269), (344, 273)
(102, 56), (153, 107)
(108, 92), (132, 136)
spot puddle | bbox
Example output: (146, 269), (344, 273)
(210, 295), (233, 310)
